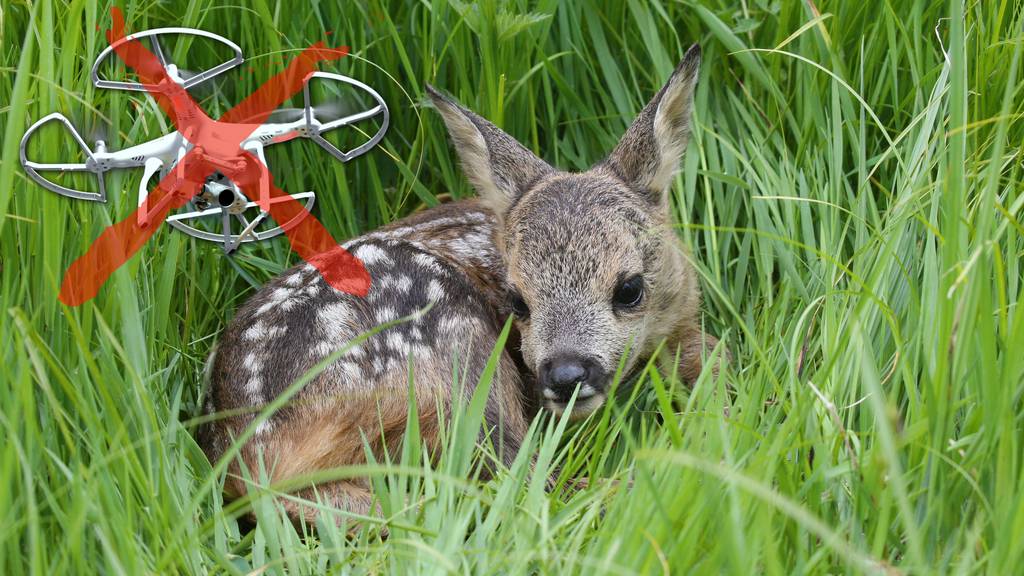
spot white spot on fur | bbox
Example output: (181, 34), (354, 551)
(394, 275), (412, 292)
(413, 343), (433, 359)
(410, 306), (431, 322)
(339, 361), (363, 381)
(255, 286), (300, 315)
(355, 243), (392, 266)
(242, 320), (267, 341)
(413, 252), (445, 274)
(284, 272), (303, 287)
(313, 338), (364, 361)
(266, 325), (288, 338)
(312, 340), (335, 357)
(374, 306), (396, 324)
(439, 314), (479, 337)
(245, 376), (263, 403)
(319, 302), (357, 333)
(386, 331), (407, 353)
(243, 352), (262, 372)
(254, 419), (274, 436)
(427, 279), (446, 303)
(365, 228), (404, 240)
(443, 233), (491, 261)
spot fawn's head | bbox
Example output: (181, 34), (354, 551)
(428, 45), (702, 418)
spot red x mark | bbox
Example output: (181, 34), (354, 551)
(58, 8), (371, 306)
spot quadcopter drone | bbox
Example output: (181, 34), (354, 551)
(20, 27), (389, 253)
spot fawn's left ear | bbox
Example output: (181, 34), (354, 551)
(427, 86), (553, 217)
(603, 44), (701, 204)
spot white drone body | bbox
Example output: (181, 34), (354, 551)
(20, 27), (389, 252)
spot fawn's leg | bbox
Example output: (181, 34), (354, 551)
(281, 480), (381, 530)
(675, 331), (725, 382)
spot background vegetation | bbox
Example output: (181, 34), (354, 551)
(1, 0), (1022, 573)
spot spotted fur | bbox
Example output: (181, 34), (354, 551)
(200, 44), (721, 527)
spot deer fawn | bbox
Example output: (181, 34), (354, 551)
(199, 44), (720, 525)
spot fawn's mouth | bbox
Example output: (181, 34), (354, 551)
(541, 382), (600, 402)
(544, 387), (607, 419)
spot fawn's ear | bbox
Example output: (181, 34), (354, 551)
(603, 44), (701, 204)
(427, 86), (552, 215)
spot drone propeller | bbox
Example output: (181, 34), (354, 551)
(83, 119), (110, 148)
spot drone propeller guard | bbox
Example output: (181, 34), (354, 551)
(19, 112), (109, 202)
(303, 72), (390, 162)
(91, 27), (244, 92)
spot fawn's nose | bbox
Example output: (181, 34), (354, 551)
(540, 355), (602, 404)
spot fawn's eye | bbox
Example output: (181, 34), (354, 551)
(613, 275), (645, 309)
(509, 292), (530, 318)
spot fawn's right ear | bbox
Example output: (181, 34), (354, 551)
(427, 86), (552, 216)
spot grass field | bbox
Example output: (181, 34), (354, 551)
(2, 0), (1023, 573)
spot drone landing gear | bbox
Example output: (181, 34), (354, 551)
(163, 173), (315, 254)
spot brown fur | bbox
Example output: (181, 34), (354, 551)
(200, 44), (721, 528)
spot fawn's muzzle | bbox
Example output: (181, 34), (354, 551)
(539, 354), (606, 405)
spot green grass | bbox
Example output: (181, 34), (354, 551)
(2, 0), (1022, 573)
